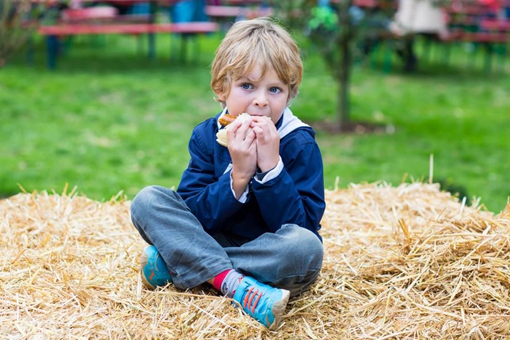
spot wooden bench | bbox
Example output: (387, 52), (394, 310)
(443, 2), (509, 72)
(205, 5), (272, 21)
(480, 19), (510, 32)
(60, 6), (151, 24)
(37, 21), (219, 68)
(219, 0), (265, 5)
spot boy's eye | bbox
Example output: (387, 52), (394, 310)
(241, 83), (253, 90)
(269, 87), (281, 94)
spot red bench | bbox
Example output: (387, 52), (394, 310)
(219, 0), (265, 5)
(480, 19), (510, 31)
(205, 5), (272, 20)
(38, 22), (219, 36)
(59, 6), (151, 24)
(423, 0), (508, 72)
(37, 21), (219, 68)
(60, 6), (118, 21)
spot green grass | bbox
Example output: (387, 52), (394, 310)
(1, 33), (509, 213)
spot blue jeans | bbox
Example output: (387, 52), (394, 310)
(130, 185), (324, 297)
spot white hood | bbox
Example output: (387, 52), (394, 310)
(278, 107), (309, 139)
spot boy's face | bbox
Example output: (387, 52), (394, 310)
(217, 64), (289, 124)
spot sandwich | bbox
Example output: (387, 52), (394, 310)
(216, 112), (250, 147)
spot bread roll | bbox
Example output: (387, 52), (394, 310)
(216, 113), (250, 147)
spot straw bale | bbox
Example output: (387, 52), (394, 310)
(1, 183), (509, 339)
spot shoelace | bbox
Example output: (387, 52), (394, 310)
(242, 287), (263, 313)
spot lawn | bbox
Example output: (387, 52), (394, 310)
(1, 32), (509, 213)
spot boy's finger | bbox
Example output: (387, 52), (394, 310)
(245, 129), (256, 143)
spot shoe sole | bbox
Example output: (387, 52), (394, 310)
(268, 288), (290, 330)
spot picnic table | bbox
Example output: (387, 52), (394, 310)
(205, 5), (271, 21)
(204, 0), (271, 29)
(33, 0), (219, 68)
(343, 0), (509, 72)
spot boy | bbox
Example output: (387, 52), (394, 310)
(130, 17), (325, 330)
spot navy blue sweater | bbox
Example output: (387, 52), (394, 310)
(177, 109), (325, 242)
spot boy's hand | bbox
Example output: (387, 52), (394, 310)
(251, 116), (280, 172)
(227, 118), (257, 198)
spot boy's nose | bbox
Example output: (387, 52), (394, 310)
(253, 91), (268, 107)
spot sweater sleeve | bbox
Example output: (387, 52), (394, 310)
(177, 127), (244, 235)
(250, 137), (325, 237)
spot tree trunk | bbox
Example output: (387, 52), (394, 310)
(336, 0), (353, 132)
(337, 36), (351, 131)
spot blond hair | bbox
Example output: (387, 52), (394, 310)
(211, 17), (303, 107)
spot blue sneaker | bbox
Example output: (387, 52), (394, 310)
(140, 245), (172, 290)
(232, 276), (290, 330)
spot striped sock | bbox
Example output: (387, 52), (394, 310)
(212, 269), (230, 292)
(213, 269), (244, 297)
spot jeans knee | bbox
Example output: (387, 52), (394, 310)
(131, 186), (158, 220)
(280, 225), (324, 271)
(131, 185), (180, 220)
(271, 225), (323, 296)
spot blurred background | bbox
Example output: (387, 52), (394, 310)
(1, 0), (509, 213)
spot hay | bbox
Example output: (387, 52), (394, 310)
(1, 183), (509, 339)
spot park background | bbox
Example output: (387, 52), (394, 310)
(2, 1), (510, 338)
(1, 1), (509, 214)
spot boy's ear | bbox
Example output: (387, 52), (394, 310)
(215, 91), (225, 101)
